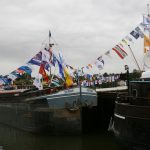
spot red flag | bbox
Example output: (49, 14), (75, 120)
(39, 63), (49, 82)
(112, 45), (127, 59)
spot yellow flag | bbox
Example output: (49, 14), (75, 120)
(144, 35), (150, 53)
(144, 35), (150, 47)
(64, 68), (73, 87)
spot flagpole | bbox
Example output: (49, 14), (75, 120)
(128, 45), (141, 72)
(77, 68), (82, 102)
(48, 30), (55, 87)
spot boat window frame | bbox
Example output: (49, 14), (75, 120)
(132, 89), (138, 97)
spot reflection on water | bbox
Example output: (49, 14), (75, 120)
(0, 124), (120, 150)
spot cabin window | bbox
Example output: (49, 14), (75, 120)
(132, 89), (138, 97)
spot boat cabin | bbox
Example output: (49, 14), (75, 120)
(128, 71), (150, 105)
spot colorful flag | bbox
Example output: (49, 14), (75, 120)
(125, 35), (134, 43)
(130, 30), (139, 39)
(7, 73), (17, 81)
(66, 65), (74, 70)
(144, 47), (149, 53)
(28, 51), (42, 66)
(144, 35), (150, 53)
(143, 14), (150, 25)
(64, 68), (73, 87)
(135, 26), (144, 38)
(18, 66), (32, 75)
(86, 66), (89, 69)
(139, 22), (146, 28)
(144, 35), (150, 47)
(51, 53), (57, 67)
(94, 60), (104, 70)
(118, 42), (124, 48)
(16, 69), (25, 74)
(33, 77), (43, 90)
(28, 58), (41, 66)
(57, 60), (64, 79)
(112, 45), (128, 59)
(39, 63), (49, 83)
(97, 56), (104, 65)
(58, 52), (66, 66)
(28, 51), (50, 71)
(104, 50), (111, 58)
(104, 50), (110, 55)
(42, 49), (50, 63)
(11, 71), (22, 78)
(0, 78), (5, 85)
(122, 39), (128, 45)
(88, 64), (92, 68)
(140, 22), (150, 31)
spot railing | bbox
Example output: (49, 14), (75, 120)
(15, 85), (35, 90)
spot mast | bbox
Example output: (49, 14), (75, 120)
(49, 30), (52, 77)
(48, 30), (54, 78)
(48, 30), (55, 87)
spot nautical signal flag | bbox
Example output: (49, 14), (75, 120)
(143, 15), (150, 25)
(144, 35), (150, 47)
(94, 60), (104, 70)
(64, 68), (73, 87)
(39, 63), (49, 83)
(144, 35), (150, 53)
(88, 64), (92, 68)
(121, 39), (128, 45)
(125, 36), (133, 43)
(112, 45), (127, 59)
(135, 26), (144, 38)
(130, 30), (139, 39)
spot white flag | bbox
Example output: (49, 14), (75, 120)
(33, 77), (43, 90)
(8, 73), (17, 81)
(42, 49), (50, 63)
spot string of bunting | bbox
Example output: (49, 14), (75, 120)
(81, 22), (146, 73)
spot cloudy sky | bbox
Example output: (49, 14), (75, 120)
(0, 0), (149, 76)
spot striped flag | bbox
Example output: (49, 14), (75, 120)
(112, 45), (128, 59)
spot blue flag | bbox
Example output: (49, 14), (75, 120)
(18, 66), (32, 75)
(130, 30), (139, 39)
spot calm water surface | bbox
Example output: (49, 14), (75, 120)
(0, 124), (121, 150)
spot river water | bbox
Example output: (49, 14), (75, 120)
(0, 124), (122, 150)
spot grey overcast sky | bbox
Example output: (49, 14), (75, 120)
(0, 0), (149, 75)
